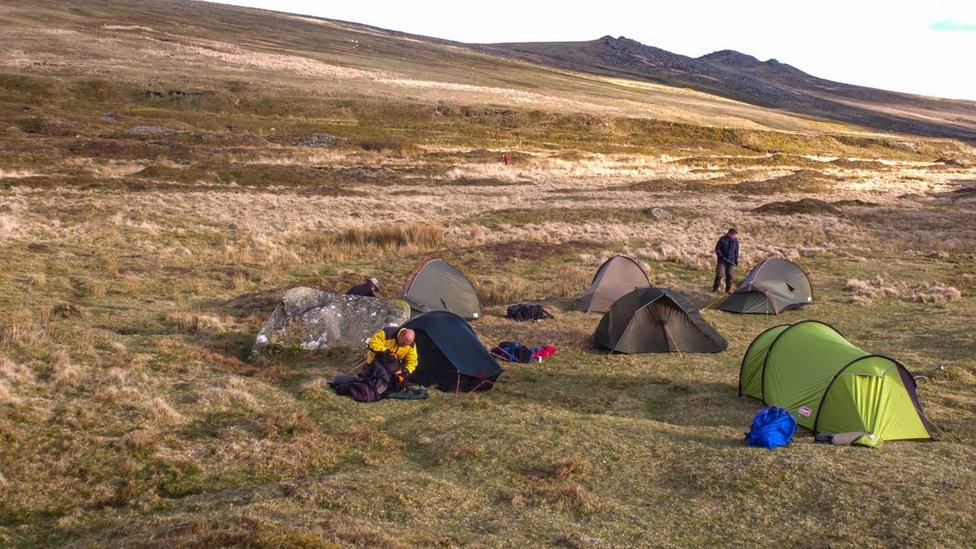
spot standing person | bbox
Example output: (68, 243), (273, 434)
(346, 276), (380, 297)
(712, 228), (739, 293)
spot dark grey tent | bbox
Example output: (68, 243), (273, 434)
(718, 257), (813, 314)
(594, 287), (728, 353)
(403, 258), (481, 320)
(575, 255), (650, 313)
(403, 311), (501, 392)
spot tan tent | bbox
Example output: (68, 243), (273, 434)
(403, 258), (481, 319)
(575, 255), (650, 313)
(718, 257), (812, 314)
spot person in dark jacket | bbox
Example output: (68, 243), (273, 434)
(712, 228), (739, 293)
(346, 276), (380, 297)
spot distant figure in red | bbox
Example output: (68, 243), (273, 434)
(502, 153), (510, 166)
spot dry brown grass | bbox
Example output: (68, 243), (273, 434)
(846, 276), (963, 304)
(333, 222), (445, 250)
(733, 169), (838, 194)
(753, 198), (842, 215)
(164, 311), (226, 334)
(0, 308), (51, 352)
(0, 2), (975, 545)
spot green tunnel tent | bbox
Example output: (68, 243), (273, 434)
(403, 258), (481, 320)
(718, 257), (812, 314)
(594, 287), (728, 353)
(575, 255), (651, 313)
(739, 320), (934, 447)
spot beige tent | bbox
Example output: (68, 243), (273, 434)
(403, 258), (481, 319)
(718, 257), (812, 314)
(575, 255), (650, 313)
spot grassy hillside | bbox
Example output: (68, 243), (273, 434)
(481, 36), (976, 142)
(1, 0), (976, 546)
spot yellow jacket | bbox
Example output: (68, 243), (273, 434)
(366, 326), (419, 373)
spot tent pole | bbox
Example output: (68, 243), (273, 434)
(701, 293), (728, 311)
(454, 373), (461, 404)
(723, 330), (744, 347)
(466, 377), (492, 393)
(570, 332), (590, 349)
(341, 358), (367, 375)
(664, 325), (684, 357)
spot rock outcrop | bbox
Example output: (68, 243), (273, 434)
(295, 134), (343, 147)
(252, 287), (411, 356)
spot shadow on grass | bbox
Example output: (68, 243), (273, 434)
(483, 366), (758, 431)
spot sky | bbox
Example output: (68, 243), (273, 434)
(204, 0), (976, 100)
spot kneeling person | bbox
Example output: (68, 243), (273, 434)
(331, 326), (419, 403)
(347, 276), (380, 298)
(367, 326), (418, 380)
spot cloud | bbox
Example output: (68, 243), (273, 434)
(930, 19), (976, 31)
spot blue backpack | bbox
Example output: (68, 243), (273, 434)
(490, 341), (533, 363)
(745, 407), (797, 449)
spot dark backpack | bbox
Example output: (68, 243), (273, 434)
(506, 302), (553, 322)
(330, 354), (407, 403)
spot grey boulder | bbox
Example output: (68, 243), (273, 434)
(252, 287), (410, 356)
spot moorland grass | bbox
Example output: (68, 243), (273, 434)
(1, 1), (976, 545)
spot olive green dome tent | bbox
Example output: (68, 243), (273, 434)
(718, 257), (812, 314)
(575, 255), (650, 313)
(594, 287), (728, 353)
(739, 320), (934, 447)
(403, 258), (481, 320)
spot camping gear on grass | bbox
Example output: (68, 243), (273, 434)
(403, 258), (481, 319)
(739, 320), (934, 447)
(329, 353), (408, 403)
(594, 287), (728, 353)
(814, 431), (870, 446)
(492, 341), (533, 363)
(403, 311), (501, 392)
(575, 255), (651, 313)
(492, 342), (557, 363)
(745, 407), (797, 449)
(387, 388), (429, 400)
(718, 257), (812, 314)
(506, 302), (553, 321)
(532, 345), (556, 361)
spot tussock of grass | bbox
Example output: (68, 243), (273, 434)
(355, 136), (416, 154)
(332, 223), (445, 251)
(845, 276), (963, 304)
(475, 275), (533, 306)
(164, 311), (226, 334)
(732, 169), (838, 194)
(478, 207), (682, 228)
(753, 198), (841, 215)
(474, 262), (588, 306)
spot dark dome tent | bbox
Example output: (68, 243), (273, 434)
(718, 257), (812, 314)
(575, 255), (650, 313)
(403, 311), (501, 392)
(403, 258), (481, 320)
(594, 287), (728, 353)
(739, 320), (934, 448)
